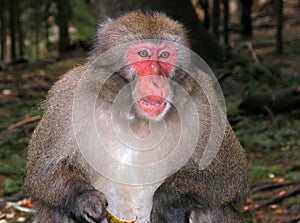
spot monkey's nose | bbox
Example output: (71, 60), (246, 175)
(150, 62), (159, 75)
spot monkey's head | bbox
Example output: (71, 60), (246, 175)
(93, 12), (189, 121)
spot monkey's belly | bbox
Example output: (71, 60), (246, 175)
(94, 177), (160, 223)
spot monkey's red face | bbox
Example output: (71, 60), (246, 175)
(127, 43), (178, 120)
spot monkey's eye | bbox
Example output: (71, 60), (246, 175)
(138, 50), (149, 57)
(159, 51), (170, 58)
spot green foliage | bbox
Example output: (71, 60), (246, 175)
(285, 197), (300, 208)
(234, 113), (300, 184)
(1, 177), (23, 196)
(0, 130), (29, 153)
(230, 63), (287, 93)
(225, 96), (242, 116)
(11, 0), (95, 59)
(236, 114), (300, 151)
(70, 0), (95, 41)
(0, 58), (80, 198)
(223, 43), (298, 97)
(225, 45), (300, 184)
(0, 95), (42, 125)
(249, 162), (282, 183)
(243, 212), (258, 223)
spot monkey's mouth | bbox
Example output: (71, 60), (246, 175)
(137, 96), (166, 117)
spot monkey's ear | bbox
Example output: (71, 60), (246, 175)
(96, 17), (114, 39)
(98, 17), (113, 30)
(90, 17), (114, 59)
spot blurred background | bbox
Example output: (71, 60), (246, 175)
(0, 0), (299, 222)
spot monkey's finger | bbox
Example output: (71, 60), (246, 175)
(106, 210), (138, 223)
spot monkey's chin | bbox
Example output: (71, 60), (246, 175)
(137, 99), (169, 121)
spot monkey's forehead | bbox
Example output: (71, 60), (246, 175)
(96, 11), (189, 49)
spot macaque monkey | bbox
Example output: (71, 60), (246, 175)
(24, 11), (249, 223)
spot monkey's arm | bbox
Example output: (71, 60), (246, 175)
(24, 137), (108, 222)
(151, 124), (249, 223)
(24, 68), (107, 222)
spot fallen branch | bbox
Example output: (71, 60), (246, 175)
(278, 216), (300, 223)
(0, 191), (24, 209)
(216, 69), (233, 82)
(247, 42), (260, 63)
(244, 186), (300, 214)
(7, 115), (41, 130)
(250, 181), (300, 194)
(240, 86), (300, 113)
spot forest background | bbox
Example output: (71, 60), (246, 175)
(0, 0), (300, 222)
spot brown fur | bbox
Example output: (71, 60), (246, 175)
(24, 12), (249, 223)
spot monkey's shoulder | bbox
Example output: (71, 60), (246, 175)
(50, 65), (87, 96)
(42, 65), (87, 110)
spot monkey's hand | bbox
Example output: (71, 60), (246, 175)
(70, 189), (108, 223)
(151, 186), (192, 223)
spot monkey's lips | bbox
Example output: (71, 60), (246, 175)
(137, 96), (166, 117)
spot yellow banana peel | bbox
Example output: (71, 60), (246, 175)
(106, 210), (138, 223)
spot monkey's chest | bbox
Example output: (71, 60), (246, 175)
(94, 177), (160, 223)
(92, 104), (179, 222)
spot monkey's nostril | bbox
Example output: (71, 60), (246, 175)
(152, 82), (159, 88)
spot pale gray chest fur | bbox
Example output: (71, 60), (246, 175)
(88, 101), (181, 223)
(94, 177), (160, 223)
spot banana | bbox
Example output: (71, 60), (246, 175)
(106, 210), (138, 223)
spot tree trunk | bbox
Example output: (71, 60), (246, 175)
(240, 86), (300, 113)
(33, 2), (41, 57)
(199, 0), (210, 29)
(34, 24), (40, 57)
(223, 0), (229, 46)
(213, 0), (220, 39)
(275, 0), (284, 54)
(239, 0), (253, 37)
(15, 0), (24, 57)
(0, 0), (7, 60)
(9, 0), (17, 59)
(44, 0), (51, 50)
(56, 0), (71, 55)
